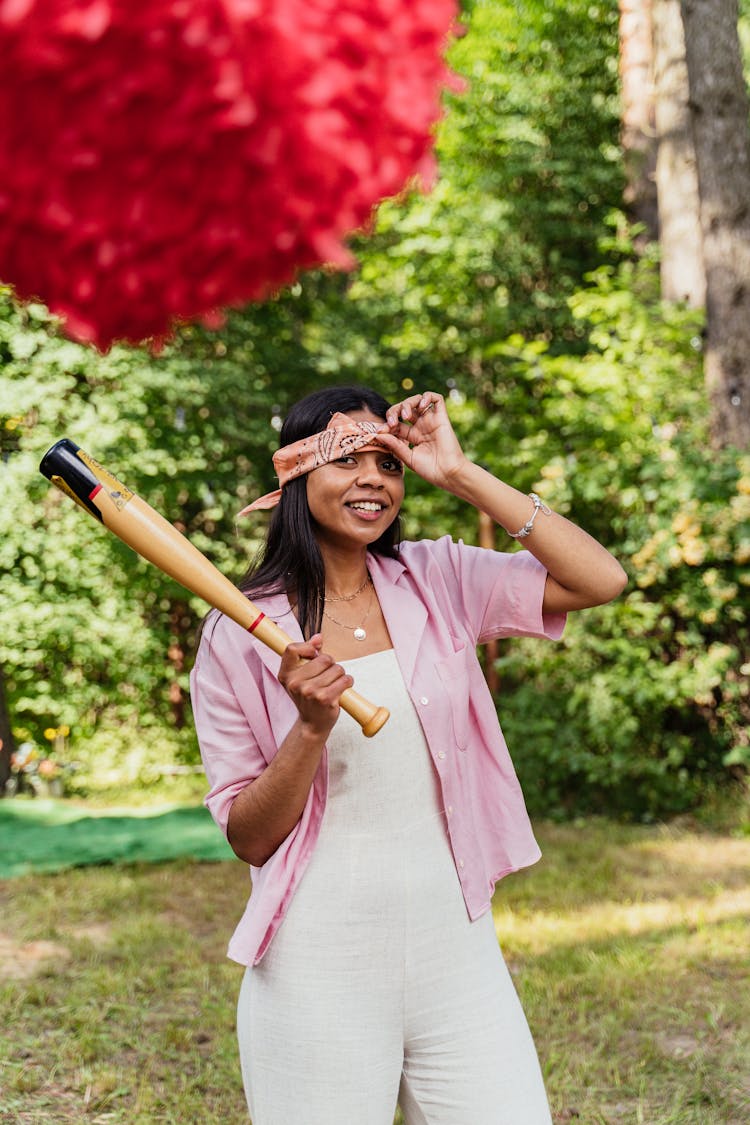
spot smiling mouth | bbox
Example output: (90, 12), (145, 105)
(346, 501), (385, 512)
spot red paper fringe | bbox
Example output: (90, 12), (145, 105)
(0, 0), (459, 349)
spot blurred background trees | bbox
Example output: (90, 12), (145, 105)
(620, 0), (750, 446)
(1, 0), (748, 818)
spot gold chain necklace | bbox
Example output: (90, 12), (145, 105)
(324, 573), (370, 603)
(322, 580), (374, 641)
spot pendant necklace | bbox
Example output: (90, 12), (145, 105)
(323, 577), (374, 641)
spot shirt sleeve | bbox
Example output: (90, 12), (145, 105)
(189, 631), (268, 839)
(433, 537), (567, 644)
(478, 547), (566, 642)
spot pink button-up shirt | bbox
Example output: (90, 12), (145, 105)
(190, 536), (565, 965)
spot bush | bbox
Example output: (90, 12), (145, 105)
(479, 263), (749, 817)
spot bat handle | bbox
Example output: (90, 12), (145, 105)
(341, 693), (390, 738)
(251, 616), (390, 738)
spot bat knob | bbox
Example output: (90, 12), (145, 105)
(360, 706), (390, 738)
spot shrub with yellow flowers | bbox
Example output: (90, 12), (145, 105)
(5, 725), (73, 797)
(460, 260), (749, 818)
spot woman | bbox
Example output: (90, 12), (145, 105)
(190, 384), (627, 1124)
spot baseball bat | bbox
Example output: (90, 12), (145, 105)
(39, 439), (390, 737)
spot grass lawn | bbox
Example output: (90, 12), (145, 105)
(1, 818), (748, 1124)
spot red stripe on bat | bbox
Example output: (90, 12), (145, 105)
(248, 612), (266, 634)
(89, 484), (102, 499)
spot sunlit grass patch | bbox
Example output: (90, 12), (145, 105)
(494, 822), (750, 1125)
(1, 822), (748, 1123)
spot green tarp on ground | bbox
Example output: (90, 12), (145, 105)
(0, 799), (233, 878)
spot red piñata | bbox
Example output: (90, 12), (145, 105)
(0, 0), (458, 349)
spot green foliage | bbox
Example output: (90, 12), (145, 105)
(338, 0), (623, 379)
(0, 293), (277, 756)
(1, 0), (746, 816)
(476, 263), (750, 817)
(740, 0), (750, 68)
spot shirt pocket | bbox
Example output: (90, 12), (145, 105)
(435, 645), (471, 751)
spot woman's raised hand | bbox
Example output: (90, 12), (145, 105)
(277, 635), (353, 738)
(378, 392), (469, 491)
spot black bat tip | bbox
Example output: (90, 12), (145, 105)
(39, 438), (104, 521)
(39, 437), (81, 481)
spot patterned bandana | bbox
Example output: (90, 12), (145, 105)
(237, 412), (390, 515)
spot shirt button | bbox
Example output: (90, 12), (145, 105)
(420, 696), (429, 706)
(438, 751), (446, 760)
(447, 805), (453, 815)
(459, 859), (465, 869)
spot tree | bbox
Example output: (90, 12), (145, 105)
(680, 0), (750, 448)
(652, 0), (706, 305)
(618, 0), (660, 240)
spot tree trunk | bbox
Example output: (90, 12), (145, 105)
(0, 664), (16, 793)
(680, 0), (750, 448)
(619, 0), (660, 240)
(652, 0), (706, 306)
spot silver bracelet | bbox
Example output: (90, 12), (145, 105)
(509, 493), (551, 539)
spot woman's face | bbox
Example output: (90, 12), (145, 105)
(305, 408), (404, 553)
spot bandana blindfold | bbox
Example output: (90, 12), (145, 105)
(238, 412), (391, 515)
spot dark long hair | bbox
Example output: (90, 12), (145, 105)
(240, 385), (402, 639)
